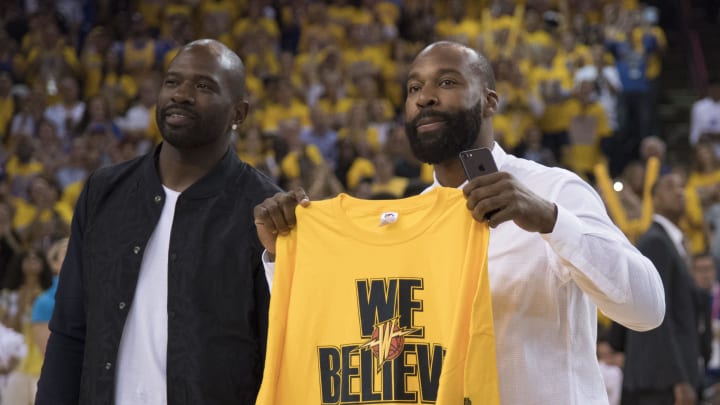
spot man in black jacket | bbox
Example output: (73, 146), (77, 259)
(620, 172), (701, 405)
(35, 39), (280, 405)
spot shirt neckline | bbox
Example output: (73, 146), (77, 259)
(326, 187), (452, 245)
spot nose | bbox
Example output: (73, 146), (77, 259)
(171, 82), (195, 105)
(416, 87), (438, 108)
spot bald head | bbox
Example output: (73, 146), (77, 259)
(416, 41), (496, 90)
(179, 39), (246, 99)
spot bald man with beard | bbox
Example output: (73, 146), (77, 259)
(254, 41), (666, 405)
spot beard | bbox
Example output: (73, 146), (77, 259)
(404, 101), (483, 164)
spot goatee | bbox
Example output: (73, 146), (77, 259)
(404, 101), (483, 164)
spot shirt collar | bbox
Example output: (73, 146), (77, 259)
(652, 214), (685, 251)
(430, 142), (507, 189)
(142, 143), (243, 199)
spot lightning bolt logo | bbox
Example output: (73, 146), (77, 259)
(358, 317), (418, 371)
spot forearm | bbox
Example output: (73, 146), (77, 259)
(543, 181), (665, 330)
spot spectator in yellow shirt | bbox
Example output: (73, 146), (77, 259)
(5, 137), (43, 200)
(259, 76), (311, 134)
(564, 79), (612, 178)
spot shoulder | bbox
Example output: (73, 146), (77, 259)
(233, 161), (282, 205)
(502, 153), (582, 190)
(692, 98), (712, 111)
(636, 223), (668, 246)
(86, 153), (148, 191)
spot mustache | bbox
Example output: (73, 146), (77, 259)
(161, 104), (199, 118)
(409, 109), (456, 127)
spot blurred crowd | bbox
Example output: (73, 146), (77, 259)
(0, 0), (719, 404)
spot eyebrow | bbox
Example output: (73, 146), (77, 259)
(165, 71), (221, 87)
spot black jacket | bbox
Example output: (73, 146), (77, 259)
(36, 145), (280, 405)
(621, 221), (701, 391)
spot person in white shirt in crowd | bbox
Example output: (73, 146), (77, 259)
(115, 74), (161, 155)
(690, 77), (720, 158)
(42, 76), (85, 142)
(254, 41), (666, 405)
(575, 44), (623, 133)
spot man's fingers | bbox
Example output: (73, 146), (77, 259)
(293, 188), (311, 207)
(462, 172), (510, 197)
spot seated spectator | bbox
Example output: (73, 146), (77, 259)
(42, 76), (84, 141)
(5, 137), (43, 199)
(370, 152), (408, 198)
(115, 73), (160, 154)
(564, 78), (612, 179)
(690, 77), (720, 158)
(512, 126), (557, 167)
(34, 119), (66, 176)
(12, 174), (72, 245)
(0, 247), (53, 404)
(334, 138), (374, 191)
(300, 108), (338, 168)
(31, 237), (69, 356)
(685, 142), (720, 255)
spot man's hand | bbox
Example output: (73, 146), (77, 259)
(462, 171), (557, 233)
(253, 188), (310, 256)
(673, 382), (696, 405)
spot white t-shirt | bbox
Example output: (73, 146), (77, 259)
(115, 186), (180, 405)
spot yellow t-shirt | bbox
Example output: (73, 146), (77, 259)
(435, 18), (482, 45)
(61, 179), (85, 208)
(346, 157), (376, 190)
(18, 323), (43, 376)
(260, 101), (311, 134)
(12, 199), (73, 230)
(564, 101), (611, 174)
(530, 67), (574, 133)
(684, 170), (720, 253)
(280, 145), (324, 179)
(257, 188), (499, 404)
(123, 39), (156, 79)
(371, 177), (409, 198)
(5, 156), (43, 179)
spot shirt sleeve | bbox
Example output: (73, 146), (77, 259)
(541, 174), (665, 331)
(36, 174), (92, 405)
(262, 250), (275, 292)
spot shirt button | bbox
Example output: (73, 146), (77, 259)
(105, 362), (112, 370)
(133, 246), (141, 254)
(118, 302), (126, 310)
(154, 195), (163, 203)
(170, 253), (177, 261)
(169, 311), (176, 319)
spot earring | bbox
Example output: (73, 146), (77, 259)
(232, 123), (238, 131)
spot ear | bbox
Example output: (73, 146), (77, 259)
(482, 90), (499, 118)
(233, 100), (250, 125)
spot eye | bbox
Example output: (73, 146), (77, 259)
(407, 84), (421, 94)
(439, 79), (456, 87)
(163, 78), (177, 87)
(196, 82), (215, 92)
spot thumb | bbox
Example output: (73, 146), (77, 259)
(294, 188), (311, 208)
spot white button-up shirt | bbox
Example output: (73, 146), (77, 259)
(264, 144), (664, 404)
